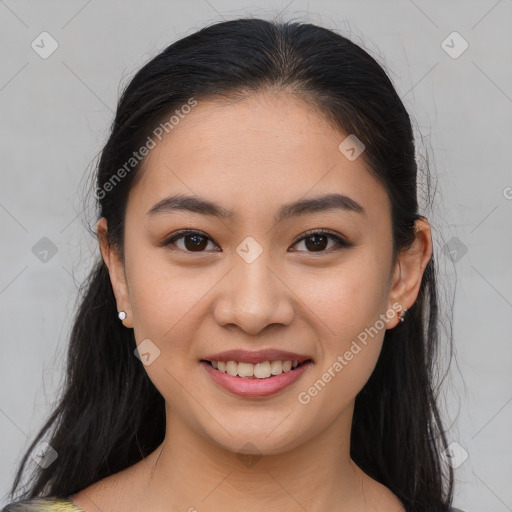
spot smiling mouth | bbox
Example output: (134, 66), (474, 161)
(201, 359), (313, 379)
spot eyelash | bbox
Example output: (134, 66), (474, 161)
(162, 228), (352, 254)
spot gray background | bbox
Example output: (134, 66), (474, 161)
(1, 1), (511, 510)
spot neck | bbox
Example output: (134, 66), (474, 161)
(138, 401), (368, 512)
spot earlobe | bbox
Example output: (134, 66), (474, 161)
(386, 217), (433, 329)
(97, 217), (134, 328)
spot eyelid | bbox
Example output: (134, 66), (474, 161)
(163, 229), (220, 251)
(289, 228), (353, 252)
(162, 228), (352, 253)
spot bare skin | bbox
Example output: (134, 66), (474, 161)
(70, 90), (431, 512)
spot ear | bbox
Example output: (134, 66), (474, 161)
(97, 217), (134, 329)
(385, 217), (433, 329)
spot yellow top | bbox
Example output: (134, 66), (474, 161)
(1, 497), (84, 512)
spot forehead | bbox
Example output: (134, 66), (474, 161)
(128, 91), (390, 222)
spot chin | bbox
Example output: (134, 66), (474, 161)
(200, 420), (308, 458)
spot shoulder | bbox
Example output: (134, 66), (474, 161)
(1, 497), (84, 512)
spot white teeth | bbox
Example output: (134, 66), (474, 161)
(237, 362), (254, 378)
(270, 360), (282, 375)
(226, 361), (238, 376)
(253, 362), (271, 378)
(208, 359), (304, 379)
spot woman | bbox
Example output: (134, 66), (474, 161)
(3, 17), (461, 512)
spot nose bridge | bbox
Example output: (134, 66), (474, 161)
(213, 247), (294, 334)
(233, 251), (276, 303)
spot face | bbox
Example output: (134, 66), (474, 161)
(99, 91), (428, 456)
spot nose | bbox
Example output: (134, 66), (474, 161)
(212, 254), (295, 336)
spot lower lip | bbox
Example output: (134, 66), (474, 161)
(201, 360), (313, 398)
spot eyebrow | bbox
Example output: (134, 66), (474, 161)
(146, 193), (365, 222)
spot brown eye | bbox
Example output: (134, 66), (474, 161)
(183, 234), (209, 251)
(304, 234), (329, 251)
(164, 229), (350, 254)
(291, 230), (351, 253)
(164, 230), (218, 252)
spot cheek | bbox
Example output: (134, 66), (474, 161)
(292, 253), (390, 399)
(131, 272), (212, 337)
(296, 275), (387, 414)
(124, 242), (215, 348)
(297, 333), (384, 424)
(125, 258), (215, 407)
(295, 252), (391, 337)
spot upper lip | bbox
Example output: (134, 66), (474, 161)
(201, 349), (313, 364)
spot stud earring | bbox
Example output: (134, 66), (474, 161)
(118, 311), (127, 321)
(398, 308), (408, 322)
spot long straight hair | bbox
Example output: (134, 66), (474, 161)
(7, 18), (453, 511)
